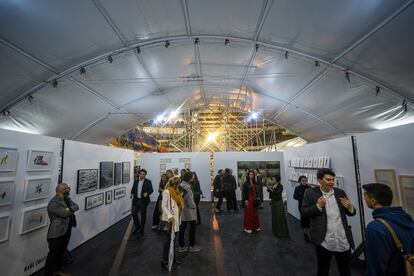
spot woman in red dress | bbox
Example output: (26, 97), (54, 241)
(242, 170), (260, 233)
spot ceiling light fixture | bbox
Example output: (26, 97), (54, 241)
(345, 71), (350, 83)
(52, 80), (58, 88)
(194, 38), (199, 45)
(255, 43), (260, 52)
(80, 67), (86, 75)
(284, 51), (289, 59)
(27, 94), (34, 103)
(315, 61), (320, 67)
(136, 47), (141, 54)
(225, 39), (230, 45)
(376, 86), (381, 96)
(165, 40), (170, 48)
(107, 56), (113, 63)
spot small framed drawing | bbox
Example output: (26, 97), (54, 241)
(160, 163), (166, 173)
(0, 215), (11, 243)
(99, 162), (114, 189)
(23, 177), (52, 202)
(334, 175), (344, 189)
(114, 163), (122, 185)
(122, 162), (131, 184)
(313, 157), (318, 168)
(26, 150), (54, 171)
(374, 169), (400, 206)
(318, 157), (324, 168)
(20, 205), (48, 235)
(85, 193), (104, 210)
(184, 163), (191, 170)
(77, 169), (98, 194)
(0, 147), (18, 172)
(399, 175), (414, 217)
(323, 157), (330, 168)
(0, 179), (14, 207)
(105, 190), (113, 205)
(114, 187), (126, 200)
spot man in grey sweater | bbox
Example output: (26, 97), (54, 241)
(44, 183), (79, 276)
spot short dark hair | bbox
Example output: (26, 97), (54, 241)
(317, 168), (335, 180)
(298, 175), (307, 182)
(255, 168), (260, 173)
(139, 169), (147, 175)
(362, 183), (393, 206)
(224, 168), (231, 174)
(218, 169), (223, 174)
(182, 171), (194, 182)
(273, 175), (281, 182)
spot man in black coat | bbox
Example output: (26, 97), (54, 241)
(293, 175), (311, 241)
(213, 169), (224, 213)
(302, 168), (356, 276)
(130, 168), (153, 234)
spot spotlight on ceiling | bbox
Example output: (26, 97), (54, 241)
(168, 110), (178, 120)
(206, 131), (219, 143)
(225, 39), (230, 45)
(284, 51), (289, 59)
(255, 43), (260, 52)
(376, 86), (381, 96)
(80, 67), (86, 75)
(165, 40), (170, 48)
(27, 94), (34, 103)
(251, 112), (258, 120)
(107, 56), (113, 63)
(315, 61), (319, 67)
(345, 71), (350, 83)
(136, 47), (141, 54)
(194, 38), (199, 45)
(52, 80), (58, 88)
(155, 114), (165, 124)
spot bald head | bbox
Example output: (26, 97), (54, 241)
(56, 183), (70, 197)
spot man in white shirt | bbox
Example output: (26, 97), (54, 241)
(302, 168), (356, 276)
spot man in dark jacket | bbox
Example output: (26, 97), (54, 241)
(294, 175), (311, 241)
(130, 168), (153, 234)
(213, 169), (224, 213)
(222, 168), (238, 212)
(363, 183), (414, 276)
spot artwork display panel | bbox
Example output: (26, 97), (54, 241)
(0, 180), (14, 207)
(237, 161), (280, 186)
(114, 187), (126, 200)
(99, 162), (114, 189)
(20, 205), (48, 235)
(23, 177), (51, 202)
(0, 215), (10, 243)
(114, 163), (122, 185)
(26, 150), (54, 171)
(399, 175), (414, 217)
(0, 147), (18, 172)
(374, 169), (400, 206)
(85, 193), (104, 210)
(77, 169), (98, 194)
(105, 190), (113, 205)
(122, 162), (130, 184)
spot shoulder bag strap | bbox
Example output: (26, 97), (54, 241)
(376, 218), (404, 253)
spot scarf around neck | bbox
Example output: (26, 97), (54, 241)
(167, 186), (184, 214)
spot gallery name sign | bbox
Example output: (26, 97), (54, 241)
(24, 255), (46, 273)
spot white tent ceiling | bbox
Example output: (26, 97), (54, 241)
(1, 0), (414, 145)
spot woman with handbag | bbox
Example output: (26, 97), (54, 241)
(267, 175), (289, 237)
(242, 170), (261, 234)
(160, 176), (184, 269)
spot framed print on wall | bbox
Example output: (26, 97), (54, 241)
(0, 179), (14, 207)
(26, 150), (54, 171)
(0, 147), (18, 172)
(105, 190), (113, 205)
(99, 161), (114, 189)
(374, 169), (400, 206)
(114, 187), (126, 200)
(0, 215), (10, 243)
(114, 163), (122, 185)
(399, 175), (414, 217)
(23, 177), (52, 202)
(85, 193), (104, 210)
(20, 205), (48, 235)
(122, 162), (131, 184)
(77, 169), (98, 194)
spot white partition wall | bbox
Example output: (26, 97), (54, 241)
(0, 129), (61, 276)
(140, 152), (211, 201)
(63, 140), (134, 250)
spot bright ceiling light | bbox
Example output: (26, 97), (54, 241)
(169, 110), (178, 120)
(251, 112), (258, 120)
(154, 114), (165, 124)
(206, 131), (219, 143)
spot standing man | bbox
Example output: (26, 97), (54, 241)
(222, 168), (238, 213)
(302, 168), (356, 276)
(294, 175), (311, 241)
(363, 183), (414, 276)
(255, 169), (263, 209)
(130, 168), (153, 234)
(213, 169), (224, 213)
(44, 183), (79, 276)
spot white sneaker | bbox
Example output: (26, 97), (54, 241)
(255, 227), (261, 232)
(244, 229), (252, 234)
(177, 246), (187, 253)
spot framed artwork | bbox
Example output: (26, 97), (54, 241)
(23, 177), (51, 202)
(0, 147), (18, 172)
(334, 176), (344, 189)
(122, 162), (131, 184)
(105, 190), (113, 205)
(160, 163), (166, 173)
(99, 161), (114, 189)
(114, 187), (126, 200)
(399, 175), (414, 217)
(323, 157), (330, 168)
(26, 150), (53, 171)
(184, 163), (191, 170)
(160, 158), (172, 164)
(374, 169), (400, 206)
(179, 158), (191, 163)
(114, 163), (122, 185)
(318, 157), (324, 168)
(85, 193), (104, 210)
(313, 157), (318, 168)
(77, 169), (98, 194)
(20, 205), (48, 235)
(0, 180), (14, 207)
(0, 215), (10, 243)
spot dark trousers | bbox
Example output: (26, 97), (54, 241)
(179, 220), (196, 247)
(316, 245), (351, 276)
(132, 198), (147, 230)
(163, 230), (175, 262)
(224, 190), (238, 211)
(44, 228), (71, 276)
(298, 203), (310, 228)
(215, 193), (223, 210)
(152, 194), (162, 226)
(257, 184), (263, 203)
(194, 196), (201, 224)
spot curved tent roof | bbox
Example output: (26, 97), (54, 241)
(1, 0), (414, 145)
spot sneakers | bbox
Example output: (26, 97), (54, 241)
(177, 246), (187, 253)
(189, 245), (202, 252)
(244, 229), (252, 234)
(255, 227), (261, 232)
(215, 208), (221, 213)
(151, 225), (158, 230)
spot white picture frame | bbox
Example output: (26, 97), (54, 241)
(0, 179), (14, 207)
(318, 157), (324, 168)
(313, 157), (318, 168)
(105, 190), (113, 205)
(114, 187), (126, 200)
(0, 147), (19, 172)
(0, 215), (10, 243)
(23, 177), (52, 202)
(20, 205), (48, 235)
(399, 175), (414, 217)
(323, 157), (330, 168)
(85, 193), (104, 210)
(26, 150), (54, 171)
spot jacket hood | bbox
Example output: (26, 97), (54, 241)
(372, 206), (414, 230)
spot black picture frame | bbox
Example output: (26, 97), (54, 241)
(122, 162), (131, 184)
(114, 187), (126, 200)
(99, 161), (114, 189)
(77, 169), (98, 194)
(114, 163), (122, 185)
(105, 190), (113, 205)
(85, 193), (104, 210)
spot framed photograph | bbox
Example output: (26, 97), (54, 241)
(99, 162), (113, 189)
(184, 163), (191, 170)
(26, 150), (53, 171)
(20, 205), (48, 235)
(318, 157), (324, 168)
(105, 190), (113, 205)
(399, 175), (414, 217)
(323, 157), (330, 168)
(0, 180), (14, 207)
(313, 157), (318, 168)
(0, 147), (18, 172)
(77, 169), (98, 194)
(114, 187), (126, 200)
(23, 177), (51, 202)
(114, 163), (122, 185)
(160, 163), (166, 173)
(334, 176), (344, 189)
(374, 169), (400, 206)
(0, 215), (10, 243)
(122, 162), (131, 184)
(85, 193), (104, 210)
(179, 158), (191, 163)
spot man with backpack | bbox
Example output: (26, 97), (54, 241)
(363, 183), (414, 276)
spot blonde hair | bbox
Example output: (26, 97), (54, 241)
(165, 176), (181, 188)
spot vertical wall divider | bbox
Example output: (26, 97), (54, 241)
(58, 139), (65, 184)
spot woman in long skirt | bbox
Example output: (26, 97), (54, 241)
(267, 175), (289, 237)
(243, 170), (260, 233)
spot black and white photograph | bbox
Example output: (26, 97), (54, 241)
(0, 179), (14, 207)
(99, 161), (114, 189)
(122, 162), (130, 184)
(0, 215), (10, 243)
(105, 190), (112, 205)
(0, 147), (18, 172)
(26, 150), (54, 171)
(114, 187), (126, 200)
(20, 205), (48, 235)
(114, 163), (122, 185)
(85, 193), (104, 210)
(77, 169), (98, 194)
(23, 177), (51, 202)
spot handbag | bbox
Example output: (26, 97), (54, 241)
(253, 197), (261, 208)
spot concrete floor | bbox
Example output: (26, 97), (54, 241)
(33, 202), (366, 276)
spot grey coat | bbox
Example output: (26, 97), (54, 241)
(47, 195), (79, 239)
(180, 181), (197, 222)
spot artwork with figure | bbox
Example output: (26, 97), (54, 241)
(0, 147), (18, 172)
(100, 162), (114, 189)
(237, 161), (280, 186)
(122, 162), (131, 184)
(26, 150), (53, 171)
(0, 180), (14, 207)
(105, 190), (113, 204)
(23, 178), (51, 202)
(0, 215), (10, 243)
(114, 163), (122, 185)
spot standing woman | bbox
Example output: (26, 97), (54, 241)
(190, 172), (203, 225)
(160, 176), (184, 268)
(242, 170), (261, 233)
(152, 173), (168, 230)
(267, 175), (289, 237)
